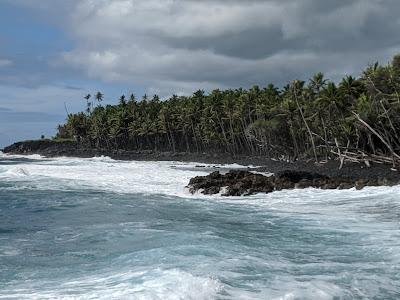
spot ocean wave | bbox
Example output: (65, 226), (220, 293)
(0, 151), (44, 160)
(0, 269), (223, 300)
(2, 167), (31, 177)
(0, 156), (212, 196)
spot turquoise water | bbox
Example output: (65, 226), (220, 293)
(0, 154), (399, 299)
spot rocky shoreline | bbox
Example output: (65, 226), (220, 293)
(3, 140), (400, 190)
(187, 170), (398, 196)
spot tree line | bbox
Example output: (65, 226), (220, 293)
(57, 55), (400, 165)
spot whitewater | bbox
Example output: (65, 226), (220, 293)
(0, 152), (399, 299)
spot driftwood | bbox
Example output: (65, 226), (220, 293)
(335, 138), (345, 169)
(330, 149), (399, 167)
(352, 112), (400, 164)
(318, 112), (400, 169)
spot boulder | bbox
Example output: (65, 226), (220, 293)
(188, 170), (274, 196)
(187, 169), (387, 196)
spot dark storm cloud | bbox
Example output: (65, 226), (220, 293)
(162, 26), (287, 60)
(5, 0), (400, 95)
(161, 0), (400, 60)
(58, 0), (400, 94)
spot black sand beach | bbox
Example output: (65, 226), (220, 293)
(3, 140), (400, 184)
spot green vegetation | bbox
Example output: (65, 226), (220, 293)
(51, 137), (76, 143)
(56, 55), (400, 165)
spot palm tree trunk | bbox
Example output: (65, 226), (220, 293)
(294, 92), (318, 162)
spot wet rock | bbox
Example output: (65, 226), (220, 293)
(338, 182), (354, 190)
(366, 179), (379, 186)
(203, 186), (221, 195)
(322, 182), (339, 190)
(223, 182), (246, 196)
(355, 179), (369, 190)
(274, 178), (295, 191)
(294, 179), (312, 189)
(188, 171), (223, 194)
(187, 169), (393, 196)
(378, 177), (390, 186)
(222, 172), (274, 196)
(188, 170), (274, 196)
(209, 171), (222, 180)
(275, 170), (329, 183)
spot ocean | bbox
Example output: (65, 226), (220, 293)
(0, 152), (399, 299)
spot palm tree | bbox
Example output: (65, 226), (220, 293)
(290, 80), (318, 162)
(95, 92), (104, 105)
(309, 72), (327, 94)
(84, 94), (91, 114)
(57, 53), (400, 163)
(119, 95), (127, 107)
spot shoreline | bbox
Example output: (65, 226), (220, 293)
(2, 140), (400, 184)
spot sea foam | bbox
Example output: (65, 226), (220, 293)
(1, 269), (222, 300)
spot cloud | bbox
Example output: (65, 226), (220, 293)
(5, 0), (400, 96)
(53, 0), (400, 95)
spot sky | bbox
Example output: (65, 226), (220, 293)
(1, 0), (400, 148)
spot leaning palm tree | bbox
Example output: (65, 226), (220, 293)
(290, 80), (318, 162)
